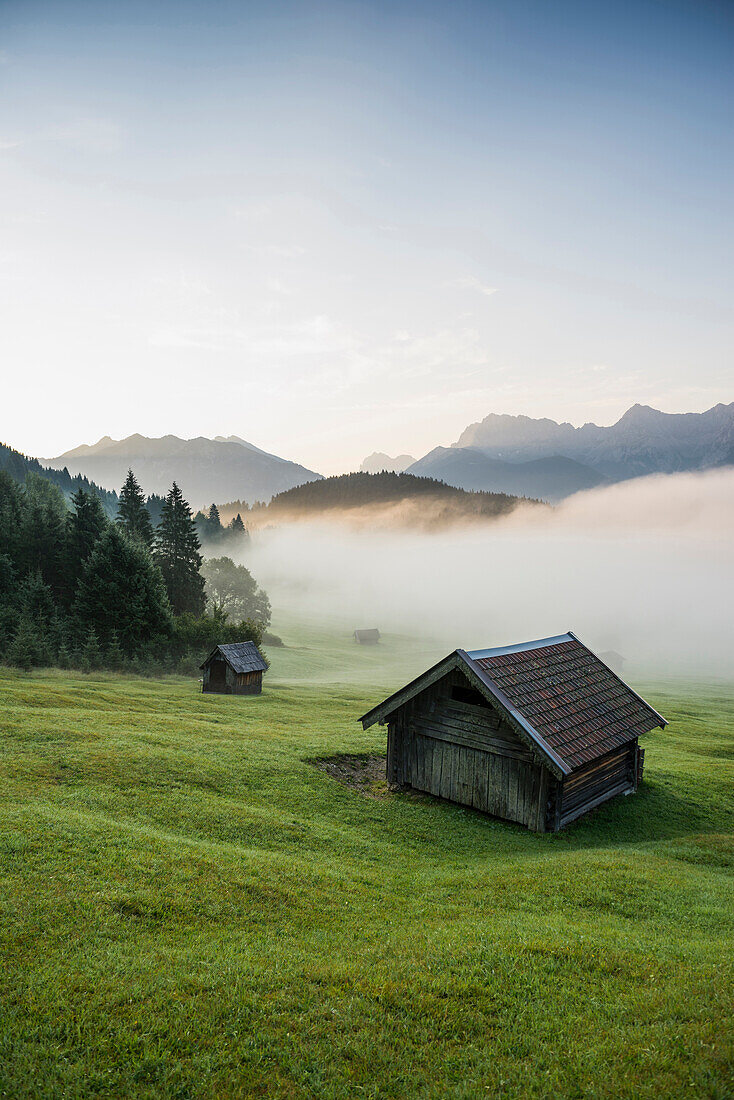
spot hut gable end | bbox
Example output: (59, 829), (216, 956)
(393, 667), (534, 763)
(360, 651), (567, 779)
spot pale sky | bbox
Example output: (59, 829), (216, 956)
(1, 0), (732, 474)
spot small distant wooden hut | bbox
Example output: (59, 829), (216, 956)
(599, 650), (625, 674)
(359, 633), (666, 832)
(354, 629), (380, 645)
(200, 641), (267, 695)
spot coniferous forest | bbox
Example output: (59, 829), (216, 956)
(0, 465), (271, 674)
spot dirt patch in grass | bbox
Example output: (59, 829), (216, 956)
(307, 753), (388, 798)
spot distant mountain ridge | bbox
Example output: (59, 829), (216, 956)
(46, 434), (322, 508)
(404, 402), (734, 500)
(453, 402), (734, 479)
(408, 449), (606, 502)
(360, 452), (417, 474)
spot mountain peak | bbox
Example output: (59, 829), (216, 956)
(360, 452), (417, 474)
(446, 400), (734, 484)
(614, 403), (660, 424)
(47, 433), (322, 506)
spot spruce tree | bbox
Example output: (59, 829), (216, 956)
(227, 513), (247, 537)
(81, 627), (102, 671)
(19, 474), (68, 598)
(117, 469), (154, 550)
(0, 472), (25, 572)
(6, 617), (44, 670)
(106, 630), (125, 670)
(74, 525), (173, 652)
(16, 570), (62, 664)
(154, 483), (206, 616)
(65, 489), (109, 600)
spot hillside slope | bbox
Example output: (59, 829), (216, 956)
(46, 434), (322, 508)
(0, 668), (730, 1098)
(0, 441), (119, 514)
(264, 470), (535, 527)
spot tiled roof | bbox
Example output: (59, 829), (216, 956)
(201, 641), (267, 674)
(466, 634), (665, 771)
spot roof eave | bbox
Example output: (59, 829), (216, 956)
(358, 651), (464, 729)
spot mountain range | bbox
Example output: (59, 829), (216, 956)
(46, 434), (322, 509)
(387, 402), (734, 501)
(42, 401), (734, 511)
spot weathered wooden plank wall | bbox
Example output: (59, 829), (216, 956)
(387, 669), (550, 829)
(203, 666), (263, 695)
(557, 743), (636, 828)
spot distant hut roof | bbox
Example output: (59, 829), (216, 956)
(360, 633), (666, 776)
(200, 641), (267, 673)
(354, 628), (380, 643)
(598, 649), (625, 671)
(599, 649), (624, 663)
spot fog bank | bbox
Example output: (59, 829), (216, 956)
(245, 468), (734, 679)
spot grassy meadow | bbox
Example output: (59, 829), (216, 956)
(1, 620), (733, 1098)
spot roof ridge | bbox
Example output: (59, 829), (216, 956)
(458, 650), (570, 776)
(467, 633), (573, 659)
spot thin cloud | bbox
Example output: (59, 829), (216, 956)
(450, 275), (498, 297)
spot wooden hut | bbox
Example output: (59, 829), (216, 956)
(200, 641), (267, 695)
(354, 629), (380, 645)
(359, 633), (666, 832)
(599, 649), (625, 675)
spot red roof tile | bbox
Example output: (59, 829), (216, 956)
(470, 636), (664, 771)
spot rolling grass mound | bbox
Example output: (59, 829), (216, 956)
(0, 644), (732, 1098)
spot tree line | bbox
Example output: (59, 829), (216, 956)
(1, 440), (253, 548)
(193, 502), (250, 547)
(0, 440), (119, 514)
(0, 468), (271, 674)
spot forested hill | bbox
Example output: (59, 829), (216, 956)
(266, 470), (536, 520)
(0, 441), (119, 515)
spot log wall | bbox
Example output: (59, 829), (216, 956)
(556, 742), (637, 828)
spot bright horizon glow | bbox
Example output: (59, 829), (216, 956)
(1, 0), (732, 474)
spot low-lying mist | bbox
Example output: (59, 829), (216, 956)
(242, 468), (734, 680)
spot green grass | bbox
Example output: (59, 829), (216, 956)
(0, 623), (732, 1098)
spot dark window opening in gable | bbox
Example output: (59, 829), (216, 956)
(451, 685), (490, 708)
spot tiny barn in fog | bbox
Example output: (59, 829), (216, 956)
(360, 633), (666, 832)
(200, 641), (267, 695)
